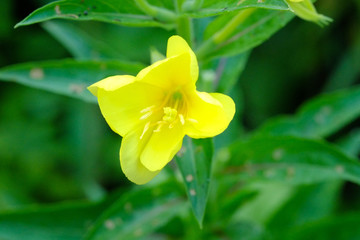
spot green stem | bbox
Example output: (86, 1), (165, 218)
(213, 8), (255, 43)
(175, 0), (193, 47)
(196, 8), (255, 60)
(135, 0), (176, 22)
(176, 17), (193, 47)
(182, 0), (204, 12)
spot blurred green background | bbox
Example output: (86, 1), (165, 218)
(0, 0), (360, 237)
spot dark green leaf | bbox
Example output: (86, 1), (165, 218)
(175, 137), (213, 228)
(255, 86), (360, 138)
(85, 182), (186, 240)
(42, 20), (172, 62)
(0, 201), (106, 240)
(267, 182), (342, 236)
(0, 59), (145, 102)
(216, 52), (250, 94)
(15, 0), (173, 29)
(199, 9), (294, 59)
(286, 212), (360, 240)
(225, 136), (360, 185)
(186, 0), (288, 17)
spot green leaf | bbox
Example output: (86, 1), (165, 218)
(42, 20), (172, 62)
(200, 8), (294, 59)
(224, 136), (360, 185)
(267, 182), (342, 236)
(0, 59), (145, 102)
(0, 201), (106, 240)
(175, 137), (213, 228)
(15, 0), (173, 29)
(256, 86), (360, 138)
(85, 182), (187, 240)
(216, 52), (250, 94)
(186, 0), (288, 17)
(286, 212), (360, 240)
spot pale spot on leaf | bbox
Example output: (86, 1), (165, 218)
(55, 5), (61, 15)
(335, 165), (344, 174)
(190, 189), (196, 196)
(104, 220), (115, 230)
(176, 146), (186, 157)
(286, 167), (295, 178)
(124, 202), (132, 212)
(186, 174), (194, 182)
(314, 106), (332, 124)
(264, 169), (275, 178)
(69, 83), (86, 94)
(30, 68), (44, 80)
(272, 148), (284, 161)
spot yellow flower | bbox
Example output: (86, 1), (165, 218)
(88, 36), (235, 184)
(286, 0), (332, 26)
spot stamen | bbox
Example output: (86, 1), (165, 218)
(140, 105), (155, 113)
(140, 112), (152, 120)
(179, 114), (185, 125)
(153, 124), (162, 132)
(162, 107), (177, 122)
(140, 121), (151, 139)
(187, 118), (198, 124)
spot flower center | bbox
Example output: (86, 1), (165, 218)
(162, 107), (177, 122)
(138, 91), (191, 139)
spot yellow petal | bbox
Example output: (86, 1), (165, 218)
(137, 53), (193, 90)
(120, 128), (160, 185)
(140, 123), (184, 171)
(95, 75), (164, 136)
(166, 35), (199, 83)
(88, 75), (135, 97)
(185, 92), (235, 138)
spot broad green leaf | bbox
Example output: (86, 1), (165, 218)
(322, 30), (360, 92)
(336, 128), (360, 157)
(15, 0), (174, 29)
(255, 86), (360, 138)
(230, 183), (294, 224)
(85, 182), (187, 240)
(199, 8), (294, 59)
(286, 212), (360, 240)
(224, 221), (267, 240)
(186, 0), (288, 17)
(267, 182), (342, 236)
(216, 52), (250, 94)
(42, 20), (171, 62)
(42, 20), (121, 60)
(175, 137), (213, 228)
(224, 136), (360, 185)
(0, 59), (145, 103)
(0, 201), (106, 240)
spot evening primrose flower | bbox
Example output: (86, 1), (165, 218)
(286, 0), (332, 26)
(88, 36), (235, 184)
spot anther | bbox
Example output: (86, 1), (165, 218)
(140, 105), (155, 113)
(140, 122), (150, 139)
(179, 114), (185, 125)
(140, 112), (152, 120)
(187, 118), (198, 124)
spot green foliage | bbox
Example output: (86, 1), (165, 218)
(175, 137), (213, 227)
(0, 201), (107, 240)
(1, 0), (360, 239)
(0, 59), (144, 102)
(85, 182), (186, 239)
(226, 136), (360, 185)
